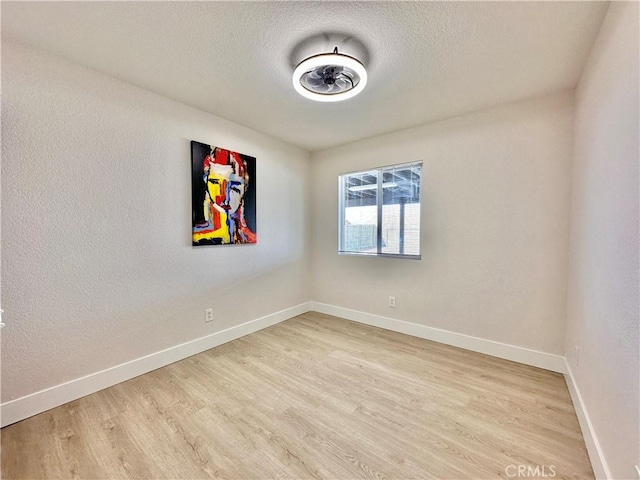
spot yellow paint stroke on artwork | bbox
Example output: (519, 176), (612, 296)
(193, 203), (230, 244)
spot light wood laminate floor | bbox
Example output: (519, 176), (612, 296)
(1, 312), (593, 479)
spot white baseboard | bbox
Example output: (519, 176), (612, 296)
(310, 302), (566, 374)
(564, 361), (611, 479)
(1, 302), (312, 428)
(1, 302), (567, 427)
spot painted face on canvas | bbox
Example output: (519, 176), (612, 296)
(192, 141), (257, 246)
(207, 163), (233, 207)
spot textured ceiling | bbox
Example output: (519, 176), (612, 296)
(2, 1), (608, 151)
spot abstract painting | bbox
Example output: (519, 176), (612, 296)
(191, 141), (257, 246)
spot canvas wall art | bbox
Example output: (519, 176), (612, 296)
(191, 141), (257, 246)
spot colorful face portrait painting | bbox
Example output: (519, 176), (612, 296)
(191, 141), (257, 246)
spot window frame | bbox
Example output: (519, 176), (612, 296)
(338, 161), (423, 260)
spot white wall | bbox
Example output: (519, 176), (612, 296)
(565, 2), (640, 479)
(310, 92), (574, 356)
(0, 42), (311, 403)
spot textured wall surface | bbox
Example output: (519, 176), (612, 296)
(1, 43), (311, 402)
(310, 92), (574, 356)
(565, 3), (640, 478)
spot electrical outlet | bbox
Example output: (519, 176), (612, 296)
(205, 308), (213, 323)
(389, 296), (396, 308)
(574, 345), (580, 367)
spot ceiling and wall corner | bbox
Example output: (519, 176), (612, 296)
(1, 1), (609, 151)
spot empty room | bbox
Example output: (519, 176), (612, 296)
(1, 1), (638, 479)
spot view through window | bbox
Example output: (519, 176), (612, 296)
(339, 162), (422, 258)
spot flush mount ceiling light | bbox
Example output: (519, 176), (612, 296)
(293, 47), (367, 102)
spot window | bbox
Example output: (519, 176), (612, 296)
(338, 161), (422, 259)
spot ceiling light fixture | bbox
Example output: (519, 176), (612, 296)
(293, 47), (367, 102)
